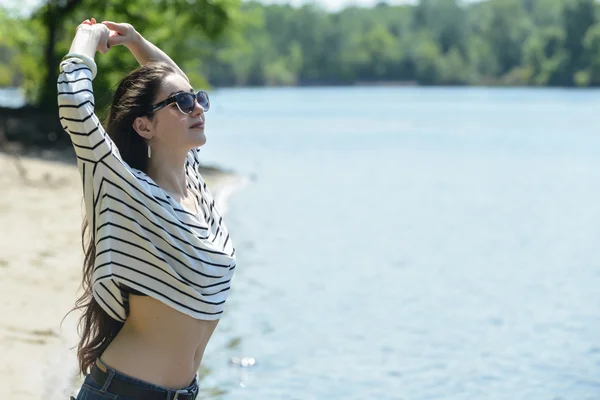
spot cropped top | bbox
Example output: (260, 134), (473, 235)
(57, 57), (236, 322)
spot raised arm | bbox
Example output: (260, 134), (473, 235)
(102, 21), (189, 82)
(58, 21), (117, 163)
(68, 19), (110, 62)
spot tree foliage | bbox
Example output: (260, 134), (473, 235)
(2, 0), (600, 110)
(0, 0), (240, 111)
(199, 0), (600, 87)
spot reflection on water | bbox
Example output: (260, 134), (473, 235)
(196, 87), (600, 400)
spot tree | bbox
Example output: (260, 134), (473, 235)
(582, 23), (600, 85)
(562, 0), (597, 84)
(7, 0), (239, 111)
(485, 0), (533, 76)
(413, 0), (468, 55)
(411, 34), (444, 85)
(6, 0), (600, 97)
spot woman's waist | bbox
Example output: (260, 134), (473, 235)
(118, 303), (219, 354)
(108, 325), (215, 355)
(85, 359), (200, 400)
(101, 330), (209, 389)
(101, 301), (219, 387)
(97, 347), (200, 390)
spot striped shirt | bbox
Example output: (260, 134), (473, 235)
(57, 57), (236, 322)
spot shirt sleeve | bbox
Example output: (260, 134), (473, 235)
(57, 57), (130, 238)
(57, 57), (121, 164)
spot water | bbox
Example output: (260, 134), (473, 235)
(0, 87), (26, 108)
(195, 87), (600, 400)
(5, 84), (600, 398)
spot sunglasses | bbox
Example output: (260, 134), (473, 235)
(149, 90), (210, 114)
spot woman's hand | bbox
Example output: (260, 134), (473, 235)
(101, 21), (141, 49)
(90, 20), (188, 81)
(76, 18), (93, 31)
(74, 18), (111, 54)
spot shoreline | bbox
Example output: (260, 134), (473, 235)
(0, 150), (246, 400)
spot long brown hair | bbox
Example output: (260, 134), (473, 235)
(71, 62), (178, 375)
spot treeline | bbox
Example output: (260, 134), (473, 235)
(0, 0), (236, 111)
(199, 0), (600, 87)
(2, 0), (600, 113)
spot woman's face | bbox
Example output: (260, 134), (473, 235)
(146, 73), (207, 152)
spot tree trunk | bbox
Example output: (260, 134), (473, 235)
(39, 6), (59, 113)
(37, 0), (84, 112)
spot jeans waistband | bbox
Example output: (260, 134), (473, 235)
(90, 358), (199, 400)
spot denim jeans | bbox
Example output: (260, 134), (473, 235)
(72, 362), (199, 400)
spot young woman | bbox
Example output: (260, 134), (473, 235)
(59, 18), (236, 400)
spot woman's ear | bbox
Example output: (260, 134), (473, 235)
(133, 116), (152, 139)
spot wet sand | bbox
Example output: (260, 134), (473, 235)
(0, 150), (242, 399)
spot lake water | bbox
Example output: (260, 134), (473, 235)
(0, 87), (26, 108)
(3, 86), (599, 399)
(198, 87), (600, 400)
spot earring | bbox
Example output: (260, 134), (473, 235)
(147, 141), (152, 159)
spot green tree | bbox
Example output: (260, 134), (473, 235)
(522, 26), (569, 85)
(581, 23), (600, 85)
(484, 0), (533, 76)
(562, 0), (597, 85)
(465, 35), (499, 83)
(411, 35), (444, 85)
(6, 0), (600, 96)
(527, 0), (564, 27)
(413, 0), (468, 55)
(442, 46), (469, 84)
(5, 0), (240, 111)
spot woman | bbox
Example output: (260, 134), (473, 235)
(59, 18), (236, 400)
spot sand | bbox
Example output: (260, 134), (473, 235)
(0, 150), (242, 399)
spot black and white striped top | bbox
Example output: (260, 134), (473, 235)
(57, 57), (236, 322)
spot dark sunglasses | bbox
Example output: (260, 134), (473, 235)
(149, 90), (210, 114)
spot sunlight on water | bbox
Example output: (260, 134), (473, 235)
(193, 87), (600, 400)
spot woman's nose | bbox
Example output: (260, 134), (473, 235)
(191, 99), (205, 116)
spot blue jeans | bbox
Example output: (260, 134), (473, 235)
(72, 362), (199, 400)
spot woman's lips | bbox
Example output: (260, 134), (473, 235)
(190, 121), (205, 129)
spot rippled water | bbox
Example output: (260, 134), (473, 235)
(7, 86), (600, 399)
(196, 87), (600, 399)
(196, 87), (600, 400)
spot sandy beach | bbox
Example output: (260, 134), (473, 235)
(0, 149), (242, 400)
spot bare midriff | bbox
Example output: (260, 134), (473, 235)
(100, 294), (219, 389)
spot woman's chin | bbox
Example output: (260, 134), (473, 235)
(192, 132), (207, 147)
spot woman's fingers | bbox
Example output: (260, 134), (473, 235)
(102, 21), (127, 34)
(76, 19), (92, 32)
(102, 21), (135, 47)
(91, 23), (111, 54)
(76, 20), (133, 50)
(97, 37), (111, 54)
(107, 34), (129, 47)
(74, 18), (112, 53)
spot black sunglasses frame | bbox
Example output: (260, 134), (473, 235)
(149, 91), (210, 114)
